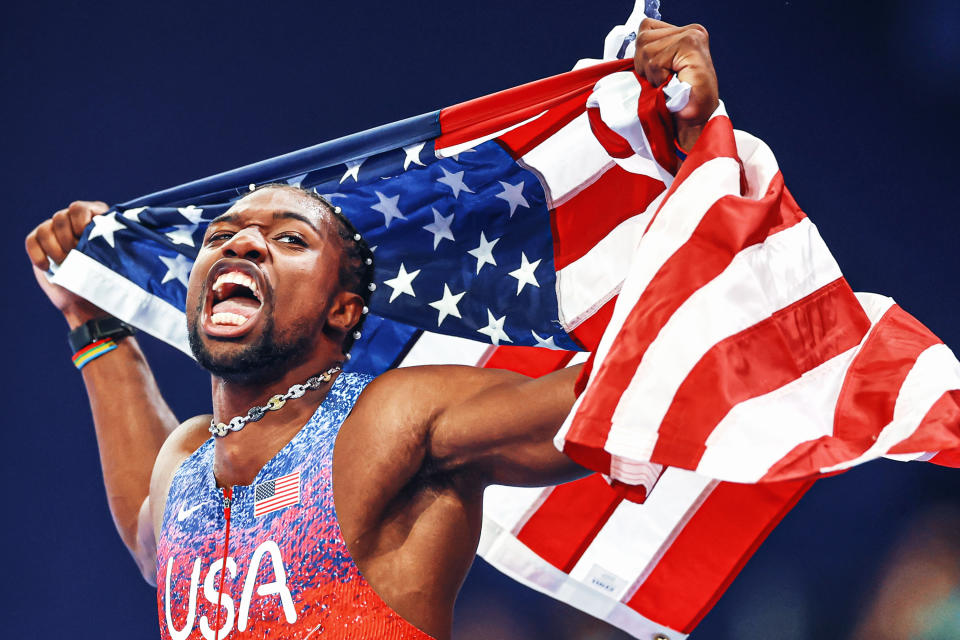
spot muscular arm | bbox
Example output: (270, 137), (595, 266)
(352, 364), (589, 490)
(26, 201), (205, 585)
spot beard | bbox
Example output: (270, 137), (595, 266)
(187, 303), (320, 386)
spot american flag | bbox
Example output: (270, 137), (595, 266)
(254, 471), (301, 517)
(48, 1), (960, 637)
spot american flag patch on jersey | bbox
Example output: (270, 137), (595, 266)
(253, 471), (300, 517)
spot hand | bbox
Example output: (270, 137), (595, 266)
(25, 200), (109, 327)
(634, 18), (720, 151)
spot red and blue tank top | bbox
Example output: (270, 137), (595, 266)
(156, 372), (434, 639)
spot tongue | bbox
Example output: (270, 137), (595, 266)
(212, 298), (260, 318)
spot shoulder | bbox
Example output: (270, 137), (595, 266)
(148, 414), (212, 528)
(354, 365), (525, 419)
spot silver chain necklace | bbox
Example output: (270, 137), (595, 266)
(208, 365), (342, 437)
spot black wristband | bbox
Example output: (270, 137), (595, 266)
(68, 317), (137, 353)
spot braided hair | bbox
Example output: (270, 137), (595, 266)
(247, 183), (375, 355)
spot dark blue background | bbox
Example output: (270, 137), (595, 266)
(3, 1), (958, 638)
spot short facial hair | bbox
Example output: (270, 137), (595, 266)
(187, 300), (319, 386)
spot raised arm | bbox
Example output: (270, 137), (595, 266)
(351, 364), (589, 489)
(25, 202), (201, 584)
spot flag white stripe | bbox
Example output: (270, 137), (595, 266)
(521, 112), (615, 208)
(566, 468), (715, 599)
(398, 331), (492, 368)
(696, 346), (861, 482)
(555, 198), (659, 330)
(822, 343), (960, 473)
(693, 295), (895, 481)
(52, 250), (192, 355)
(477, 514), (687, 640)
(605, 218), (843, 462)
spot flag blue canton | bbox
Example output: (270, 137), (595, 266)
(73, 130), (579, 376)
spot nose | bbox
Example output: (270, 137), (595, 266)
(220, 227), (267, 262)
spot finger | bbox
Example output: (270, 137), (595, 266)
(25, 229), (50, 271)
(66, 201), (98, 236)
(638, 18), (674, 32)
(52, 210), (76, 253)
(35, 223), (68, 265)
(638, 34), (681, 86)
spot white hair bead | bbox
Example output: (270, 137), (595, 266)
(248, 183), (256, 191)
(334, 206), (342, 214)
(353, 330), (362, 340)
(364, 258), (373, 265)
(345, 353), (352, 360)
(353, 233), (361, 241)
(368, 283), (376, 291)
(362, 306), (369, 315)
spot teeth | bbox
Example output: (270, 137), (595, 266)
(211, 312), (249, 326)
(212, 271), (260, 299)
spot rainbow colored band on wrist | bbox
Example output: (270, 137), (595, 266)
(72, 338), (118, 370)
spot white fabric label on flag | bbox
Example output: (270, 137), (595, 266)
(584, 564), (629, 596)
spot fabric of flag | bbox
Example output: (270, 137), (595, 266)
(554, 103), (960, 489)
(253, 471), (301, 517)
(45, 0), (960, 637)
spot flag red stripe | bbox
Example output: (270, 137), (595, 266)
(564, 166), (804, 457)
(567, 295), (617, 351)
(437, 59), (631, 152)
(761, 305), (942, 480)
(626, 479), (813, 632)
(515, 473), (622, 573)
(255, 491), (299, 510)
(585, 105), (637, 159)
(551, 165), (664, 270)
(651, 278), (870, 469)
(482, 345), (575, 378)
(929, 449), (960, 467)
(496, 92), (591, 159)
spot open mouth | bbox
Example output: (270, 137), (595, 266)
(202, 263), (266, 337)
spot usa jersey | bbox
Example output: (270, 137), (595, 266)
(156, 372), (435, 639)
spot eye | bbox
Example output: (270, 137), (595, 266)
(275, 233), (307, 247)
(205, 230), (234, 244)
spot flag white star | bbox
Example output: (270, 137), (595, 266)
(403, 142), (426, 170)
(422, 208), (455, 249)
(467, 231), (499, 275)
(121, 207), (147, 223)
(166, 227), (196, 247)
(428, 284), (465, 326)
(531, 331), (562, 350)
(383, 263), (420, 303)
(177, 205), (205, 225)
(436, 166), (474, 199)
(371, 191), (406, 228)
(477, 309), (512, 345)
(495, 181), (530, 217)
(508, 252), (542, 295)
(87, 212), (126, 248)
(340, 158), (364, 184)
(158, 253), (193, 287)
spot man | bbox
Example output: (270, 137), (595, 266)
(25, 18), (718, 640)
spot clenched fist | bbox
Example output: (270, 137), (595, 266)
(634, 18), (720, 151)
(25, 200), (108, 327)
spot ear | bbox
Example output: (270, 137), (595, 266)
(325, 290), (365, 336)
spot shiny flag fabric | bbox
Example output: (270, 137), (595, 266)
(555, 105), (960, 488)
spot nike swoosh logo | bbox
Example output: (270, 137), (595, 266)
(177, 504), (201, 522)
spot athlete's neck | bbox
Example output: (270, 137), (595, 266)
(210, 357), (342, 487)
